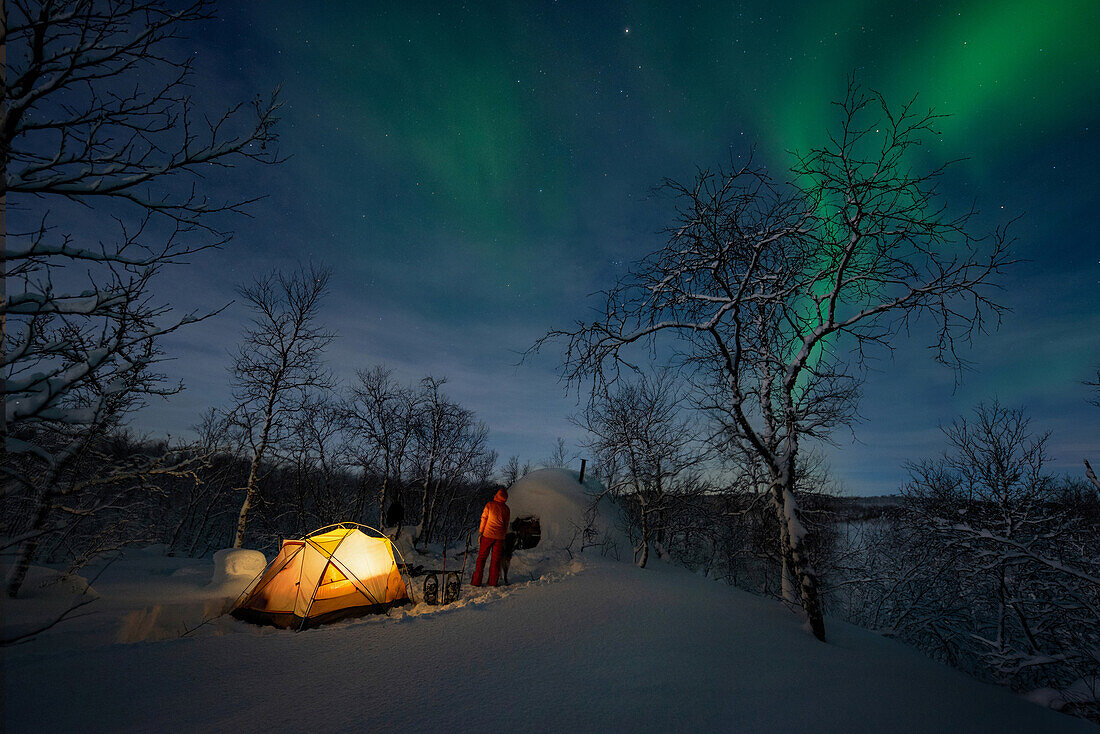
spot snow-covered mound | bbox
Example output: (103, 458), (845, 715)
(208, 548), (266, 591)
(114, 549), (269, 643)
(507, 468), (627, 558)
(4, 565), (98, 601)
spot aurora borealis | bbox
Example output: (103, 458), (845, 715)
(150, 0), (1098, 493)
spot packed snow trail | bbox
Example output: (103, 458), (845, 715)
(3, 558), (1091, 733)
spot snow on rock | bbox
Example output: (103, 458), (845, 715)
(507, 468), (627, 559)
(208, 548), (266, 591)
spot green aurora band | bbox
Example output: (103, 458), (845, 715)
(264, 0), (1096, 282)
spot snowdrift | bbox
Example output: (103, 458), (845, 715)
(1, 564), (98, 601)
(116, 549), (268, 643)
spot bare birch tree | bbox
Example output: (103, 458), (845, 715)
(535, 81), (1013, 641)
(345, 365), (418, 529)
(2, 0), (279, 596)
(543, 437), (576, 469)
(228, 265), (333, 548)
(411, 377), (473, 545)
(422, 417), (492, 544)
(897, 403), (1100, 713)
(502, 455), (522, 486)
(342, 368), (496, 543)
(284, 393), (353, 530)
(578, 372), (705, 568)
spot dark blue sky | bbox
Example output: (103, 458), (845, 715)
(141, 1), (1098, 494)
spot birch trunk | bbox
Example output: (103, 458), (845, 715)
(771, 479), (827, 641)
(637, 497), (650, 568)
(233, 401), (275, 548)
(377, 475), (389, 527)
(6, 487), (54, 598)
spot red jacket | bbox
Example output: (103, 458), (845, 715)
(479, 489), (510, 540)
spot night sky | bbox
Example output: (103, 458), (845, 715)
(144, 1), (1098, 494)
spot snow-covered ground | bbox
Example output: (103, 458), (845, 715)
(2, 470), (1092, 732)
(3, 553), (1092, 732)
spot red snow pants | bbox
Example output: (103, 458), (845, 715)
(472, 535), (504, 587)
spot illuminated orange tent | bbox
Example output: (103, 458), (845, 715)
(232, 524), (409, 630)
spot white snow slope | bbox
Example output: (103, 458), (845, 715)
(2, 551), (1093, 733)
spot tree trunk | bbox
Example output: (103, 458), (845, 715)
(294, 456), (306, 531)
(637, 497), (650, 569)
(1085, 459), (1100, 492)
(188, 487), (222, 557)
(393, 485), (404, 540)
(233, 485), (257, 549)
(378, 475), (389, 528)
(780, 553), (797, 605)
(233, 395), (277, 548)
(422, 478), (442, 546)
(7, 487), (54, 598)
(416, 464), (433, 546)
(167, 489), (200, 554)
(233, 445), (266, 548)
(771, 480), (827, 642)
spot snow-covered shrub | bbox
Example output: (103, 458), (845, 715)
(840, 403), (1100, 723)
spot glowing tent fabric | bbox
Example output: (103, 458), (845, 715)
(232, 526), (409, 629)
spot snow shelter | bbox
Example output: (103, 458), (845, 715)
(232, 524), (409, 630)
(507, 468), (624, 551)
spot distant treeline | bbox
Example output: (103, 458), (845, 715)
(2, 425), (500, 566)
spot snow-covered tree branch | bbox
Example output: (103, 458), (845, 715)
(2, 0), (281, 597)
(533, 79), (1014, 641)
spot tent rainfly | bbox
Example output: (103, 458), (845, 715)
(232, 524), (409, 629)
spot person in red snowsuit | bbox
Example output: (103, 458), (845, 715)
(472, 489), (510, 587)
